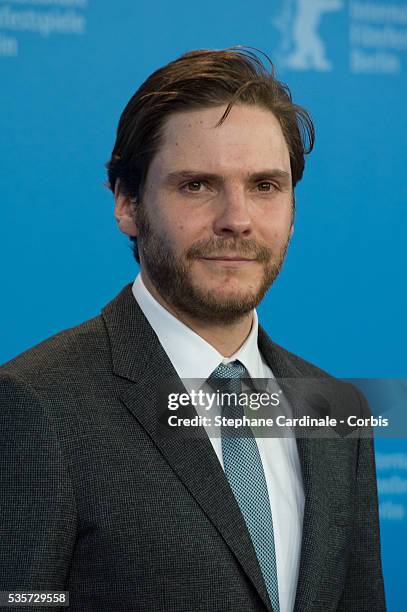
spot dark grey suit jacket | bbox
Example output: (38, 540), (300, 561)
(0, 284), (386, 611)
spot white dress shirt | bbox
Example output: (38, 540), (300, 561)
(132, 273), (304, 612)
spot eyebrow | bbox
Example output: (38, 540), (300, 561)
(163, 169), (292, 185)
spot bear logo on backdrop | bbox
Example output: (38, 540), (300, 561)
(274, 0), (343, 71)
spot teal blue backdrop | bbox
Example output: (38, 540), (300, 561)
(2, 1), (406, 608)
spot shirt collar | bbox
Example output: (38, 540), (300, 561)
(132, 273), (264, 381)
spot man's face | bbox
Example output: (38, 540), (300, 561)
(126, 103), (294, 323)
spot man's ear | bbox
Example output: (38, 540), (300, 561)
(114, 179), (138, 237)
(290, 192), (295, 237)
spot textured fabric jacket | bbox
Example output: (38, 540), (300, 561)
(0, 284), (386, 611)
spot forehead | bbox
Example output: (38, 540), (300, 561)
(152, 103), (291, 177)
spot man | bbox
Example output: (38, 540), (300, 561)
(0, 48), (385, 611)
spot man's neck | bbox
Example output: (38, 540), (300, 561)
(141, 272), (253, 358)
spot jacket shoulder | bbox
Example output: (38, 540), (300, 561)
(0, 315), (110, 389)
(273, 340), (335, 379)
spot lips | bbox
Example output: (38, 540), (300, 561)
(201, 256), (256, 261)
(198, 255), (258, 268)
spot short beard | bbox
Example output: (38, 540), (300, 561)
(135, 203), (291, 324)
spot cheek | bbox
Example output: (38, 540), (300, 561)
(170, 216), (207, 245)
(159, 219), (191, 254)
(169, 221), (185, 242)
(262, 217), (292, 244)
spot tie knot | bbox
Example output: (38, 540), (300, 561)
(210, 360), (247, 381)
(207, 361), (249, 401)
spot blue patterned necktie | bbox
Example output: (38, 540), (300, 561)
(209, 361), (280, 612)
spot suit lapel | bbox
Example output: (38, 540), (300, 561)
(102, 286), (274, 612)
(258, 327), (340, 612)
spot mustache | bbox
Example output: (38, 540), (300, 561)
(186, 238), (273, 263)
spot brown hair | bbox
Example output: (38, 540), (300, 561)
(106, 46), (315, 260)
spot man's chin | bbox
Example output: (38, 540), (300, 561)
(186, 285), (265, 319)
(191, 275), (266, 300)
(193, 257), (262, 277)
(142, 254), (277, 322)
(191, 266), (264, 291)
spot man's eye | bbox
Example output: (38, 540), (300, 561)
(257, 182), (275, 192)
(184, 181), (203, 192)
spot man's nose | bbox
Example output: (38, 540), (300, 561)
(212, 187), (252, 237)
